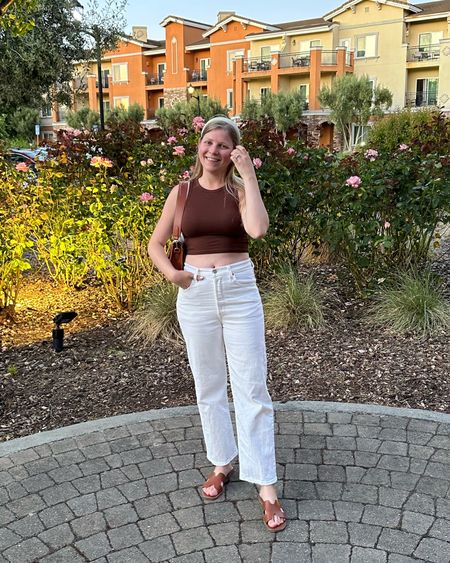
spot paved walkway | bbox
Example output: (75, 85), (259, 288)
(1, 401), (450, 563)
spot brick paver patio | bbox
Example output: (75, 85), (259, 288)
(1, 401), (450, 562)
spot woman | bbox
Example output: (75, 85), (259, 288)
(148, 116), (285, 532)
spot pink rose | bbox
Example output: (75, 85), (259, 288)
(252, 158), (262, 169)
(181, 170), (190, 180)
(384, 221), (391, 229)
(147, 158), (154, 165)
(364, 148), (378, 161)
(15, 162), (29, 172)
(287, 147), (296, 156)
(167, 136), (177, 145)
(173, 146), (185, 156)
(346, 175), (362, 188)
(399, 144), (409, 151)
(139, 192), (154, 202)
(177, 127), (188, 136)
(192, 116), (205, 133)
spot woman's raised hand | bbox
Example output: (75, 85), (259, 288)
(230, 145), (256, 180)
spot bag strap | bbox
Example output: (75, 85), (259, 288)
(172, 181), (189, 240)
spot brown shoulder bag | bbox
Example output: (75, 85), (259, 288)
(168, 181), (189, 270)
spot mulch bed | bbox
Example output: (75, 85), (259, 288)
(1, 257), (449, 443)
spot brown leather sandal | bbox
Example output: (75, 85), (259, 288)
(258, 495), (287, 532)
(201, 469), (234, 501)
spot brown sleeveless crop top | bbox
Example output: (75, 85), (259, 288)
(181, 179), (248, 255)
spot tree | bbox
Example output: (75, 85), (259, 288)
(0, 0), (86, 114)
(66, 106), (100, 130)
(156, 98), (229, 133)
(8, 106), (39, 141)
(318, 74), (392, 151)
(0, 0), (37, 35)
(0, 0), (126, 120)
(75, 0), (127, 130)
(241, 90), (305, 142)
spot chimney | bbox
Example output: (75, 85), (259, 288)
(217, 11), (235, 22)
(132, 26), (148, 42)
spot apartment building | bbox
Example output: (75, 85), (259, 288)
(44, 0), (450, 147)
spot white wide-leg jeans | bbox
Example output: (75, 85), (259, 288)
(176, 258), (277, 486)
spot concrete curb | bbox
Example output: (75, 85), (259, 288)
(1, 400), (449, 456)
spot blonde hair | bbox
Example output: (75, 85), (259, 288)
(190, 116), (244, 200)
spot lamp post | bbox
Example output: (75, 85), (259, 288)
(187, 83), (201, 116)
(73, 7), (105, 131)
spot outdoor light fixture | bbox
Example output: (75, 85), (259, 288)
(187, 83), (201, 115)
(52, 311), (78, 352)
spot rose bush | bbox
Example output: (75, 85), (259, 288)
(1, 113), (449, 315)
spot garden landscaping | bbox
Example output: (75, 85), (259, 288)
(1, 108), (449, 442)
(1, 249), (449, 442)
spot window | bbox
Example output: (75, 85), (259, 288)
(171, 36), (178, 74)
(300, 39), (321, 52)
(158, 97), (165, 109)
(40, 104), (52, 118)
(339, 38), (351, 50)
(260, 87), (271, 100)
(157, 63), (166, 81)
(419, 32), (443, 57)
(58, 105), (68, 122)
(299, 84), (309, 109)
(113, 96), (129, 110)
(227, 49), (244, 72)
(200, 58), (210, 80)
(416, 78), (438, 106)
(112, 63), (128, 83)
(103, 100), (110, 114)
(352, 124), (371, 146)
(261, 46), (271, 60)
(355, 34), (377, 58)
(226, 88), (233, 109)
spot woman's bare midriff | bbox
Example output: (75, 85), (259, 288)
(185, 252), (249, 269)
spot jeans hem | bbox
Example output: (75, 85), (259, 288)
(207, 453), (238, 467)
(239, 476), (278, 486)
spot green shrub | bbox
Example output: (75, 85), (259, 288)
(7, 107), (40, 142)
(368, 108), (438, 152)
(107, 102), (145, 125)
(155, 97), (228, 132)
(366, 270), (450, 337)
(66, 106), (100, 130)
(128, 280), (182, 345)
(263, 265), (325, 330)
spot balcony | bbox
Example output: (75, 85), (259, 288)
(96, 77), (109, 89)
(146, 73), (164, 86)
(405, 90), (438, 108)
(244, 58), (272, 73)
(407, 44), (440, 63)
(188, 69), (208, 82)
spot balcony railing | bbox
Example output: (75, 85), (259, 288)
(405, 91), (438, 107)
(407, 44), (440, 63)
(189, 69), (207, 82)
(147, 73), (164, 86)
(74, 77), (88, 91)
(321, 51), (337, 66)
(244, 57), (272, 73)
(280, 51), (311, 69)
(96, 77), (109, 89)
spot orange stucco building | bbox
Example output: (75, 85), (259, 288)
(42, 1), (450, 148)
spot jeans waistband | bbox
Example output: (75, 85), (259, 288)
(184, 258), (253, 278)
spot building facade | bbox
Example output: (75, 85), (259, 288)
(43, 0), (450, 147)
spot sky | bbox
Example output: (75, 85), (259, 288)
(123, 1), (343, 39)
